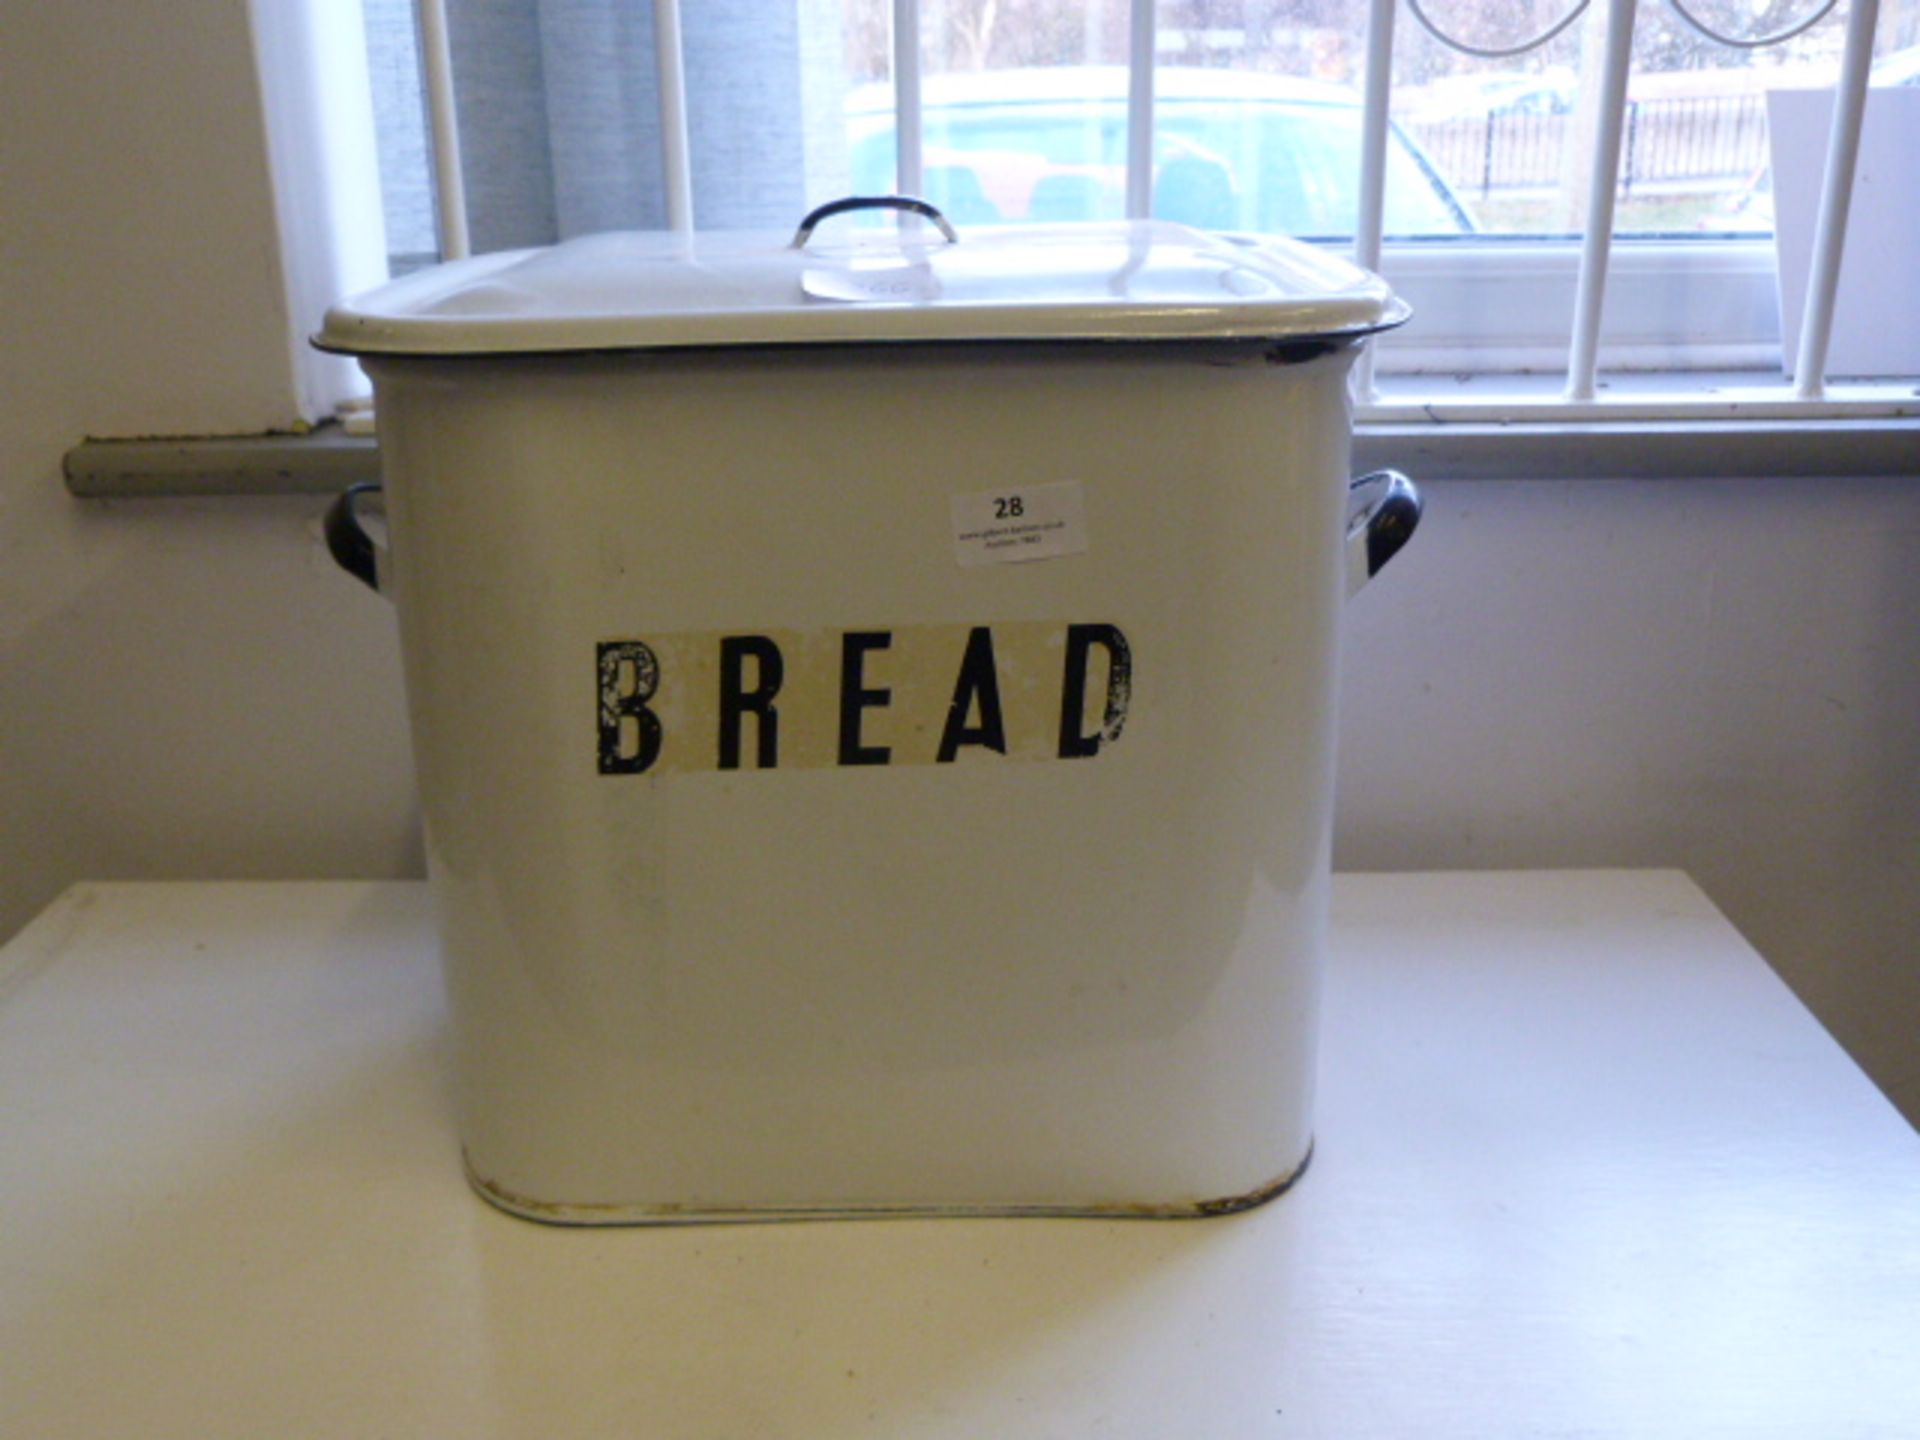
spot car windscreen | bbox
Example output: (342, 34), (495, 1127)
(848, 96), (1474, 239)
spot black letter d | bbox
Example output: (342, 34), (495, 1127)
(1058, 623), (1131, 759)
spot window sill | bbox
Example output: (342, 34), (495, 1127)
(1354, 371), (1920, 480)
(65, 377), (1920, 499)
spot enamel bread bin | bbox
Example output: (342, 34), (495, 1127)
(317, 198), (1420, 1223)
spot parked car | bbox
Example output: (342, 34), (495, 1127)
(846, 67), (1477, 239)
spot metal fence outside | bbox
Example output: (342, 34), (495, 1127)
(1405, 93), (1769, 199)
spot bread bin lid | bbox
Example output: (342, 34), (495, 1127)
(316, 196), (1407, 358)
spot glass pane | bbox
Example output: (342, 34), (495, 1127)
(835, 1), (1479, 238)
(842, 4), (1123, 223)
(832, 0), (1920, 242)
(361, 0), (437, 271)
(361, 1), (1920, 258)
(1380, 0), (1920, 238)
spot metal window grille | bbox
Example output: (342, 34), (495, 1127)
(409, 0), (1887, 403)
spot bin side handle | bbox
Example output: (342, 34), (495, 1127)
(324, 482), (389, 598)
(1346, 470), (1421, 599)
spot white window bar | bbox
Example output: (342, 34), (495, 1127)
(1565, 0), (1641, 402)
(415, 0), (469, 260)
(1352, 0), (1400, 404)
(653, 0), (693, 233)
(1125, 0), (1156, 220)
(893, 0), (924, 198)
(1794, 0), (1879, 399)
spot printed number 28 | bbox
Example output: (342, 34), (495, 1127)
(993, 495), (1025, 519)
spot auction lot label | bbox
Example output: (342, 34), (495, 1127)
(950, 482), (1090, 567)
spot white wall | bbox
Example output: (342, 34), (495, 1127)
(0, 3), (424, 921)
(2, 3), (1914, 1126)
(1336, 476), (1920, 1123)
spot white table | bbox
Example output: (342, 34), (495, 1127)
(3, 872), (1915, 1438)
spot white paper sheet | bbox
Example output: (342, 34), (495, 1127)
(1768, 86), (1920, 381)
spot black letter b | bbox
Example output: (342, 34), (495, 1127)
(598, 640), (663, 774)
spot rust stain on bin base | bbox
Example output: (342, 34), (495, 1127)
(464, 1142), (1314, 1228)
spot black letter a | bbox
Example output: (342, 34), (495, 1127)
(937, 626), (1008, 762)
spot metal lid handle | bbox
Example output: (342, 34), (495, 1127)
(791, 195), (960, 249)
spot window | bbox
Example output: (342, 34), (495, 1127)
(844, 74), (1476, 235)
(349, 1), (1918, 414)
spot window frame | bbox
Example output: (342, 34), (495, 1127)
(1373, 234), (1782, 377)
(67, 0), (1919, 493)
